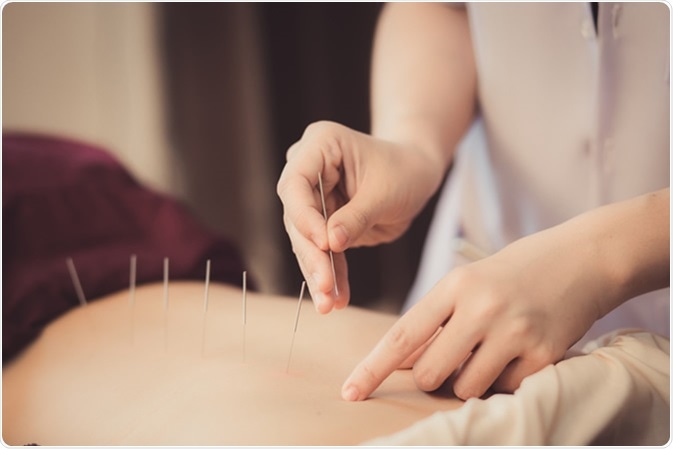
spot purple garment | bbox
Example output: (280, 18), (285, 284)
(3, 133), (251, 363)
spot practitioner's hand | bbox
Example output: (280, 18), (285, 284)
(277, 121), (445, 314)
(341, 216), (625, 401)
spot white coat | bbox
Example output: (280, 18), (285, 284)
(405, 2), (670, 346)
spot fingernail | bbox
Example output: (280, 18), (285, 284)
(331, 225), (349, 248)
(342, 384), (359, 401)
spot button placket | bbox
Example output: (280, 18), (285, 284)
(581, 19), (595, 40)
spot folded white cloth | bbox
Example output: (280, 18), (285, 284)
(365, 329), (670, 446)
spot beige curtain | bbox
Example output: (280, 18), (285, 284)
(159, 3), (284, 295)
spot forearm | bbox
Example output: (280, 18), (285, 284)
(370, 3), (477, 178)
(580, 188), (670, 316)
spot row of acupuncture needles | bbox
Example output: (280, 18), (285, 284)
(65, 170), (331, 362)
(65, 256), (307, 372)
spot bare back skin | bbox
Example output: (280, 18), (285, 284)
(3, 282), (461, 446)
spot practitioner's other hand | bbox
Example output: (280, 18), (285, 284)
(277, 121), (445, 314)
(340, 212), (633, 401)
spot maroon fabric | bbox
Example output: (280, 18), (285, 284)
(3, 133), (251, 363)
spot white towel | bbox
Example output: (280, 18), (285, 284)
(364, 329), (670, 445)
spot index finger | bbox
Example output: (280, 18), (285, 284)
(277, 153), (329, 250)
(340, 295), (453, 401)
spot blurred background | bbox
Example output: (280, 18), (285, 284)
(3, 2), (441, 313)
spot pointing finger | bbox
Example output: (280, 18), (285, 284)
(341, 287), (454, 401)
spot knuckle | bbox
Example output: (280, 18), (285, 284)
(276, 170), (291, 203)
(446, 265), (477, 287)
(506, 316), (536, 341)
(442, 265), (470, 292)
(281, 212), (292, 232)
(293, 244), (306, 265)
(480, 299), (502, 321)
(302, 121), (346, 166)
(530, 340), (562, 365)
(293, 207), (314, 233)
(303, 120), (339, 139)
(276, 174), (290, 200)
(413, 365), (444, 392)
(350, 207), (370, 231)
(469, 291), (505, 322)
(287, 239), (301, 259)
(358, 360), (383, 387)
(285, 141), (300, 161)
(518, 330), (562, 367)
(289, 238), (310, 270)
(444, 266), (494, 310)
(385, 323), (415, 355)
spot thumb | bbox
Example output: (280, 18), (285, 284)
(327, 194), (381, 252)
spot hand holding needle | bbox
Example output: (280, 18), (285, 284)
(317, 171), (339, 297)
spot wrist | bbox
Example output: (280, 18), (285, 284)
(578, 189), (670, 316)
(373, 121), (455, 194)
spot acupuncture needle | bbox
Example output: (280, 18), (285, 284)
(317, 172), (339, 297)
(200, 259), (211, 357)
(66, 257), (88, 307)
(242, 270), (247, 362)
(66, 258), (93, 337)
(286, 281), (306, 373)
